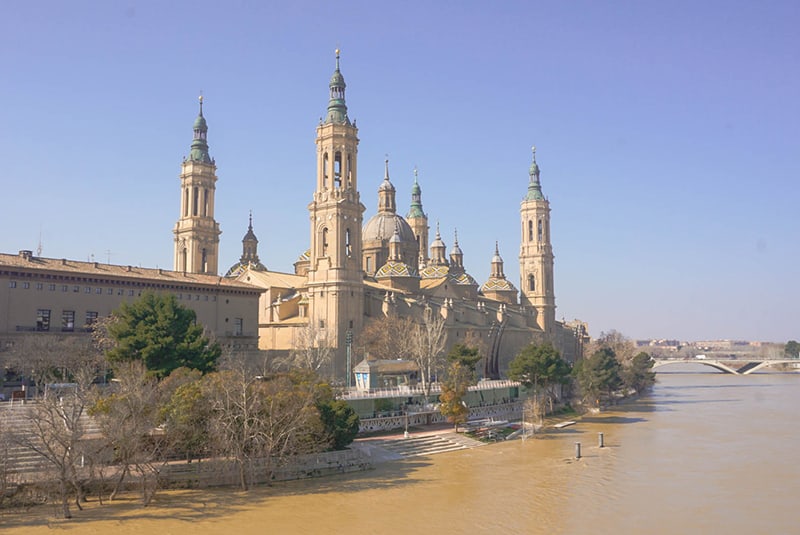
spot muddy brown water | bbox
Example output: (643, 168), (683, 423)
(4, 367), (799, 534)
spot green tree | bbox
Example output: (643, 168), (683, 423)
(159, 368), (211, 462)
(447, 344), (482, 376)
(785, 340), (800, 359)
(573, 347), (622, 406)
(105, 291), (221, 378)
(439, 361), (473, 431)
(317, 399), (360, 450)
(621, 352), (656, 394)
(508, 343), (571, 412)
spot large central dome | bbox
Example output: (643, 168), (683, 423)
(363, 212), (416, 244)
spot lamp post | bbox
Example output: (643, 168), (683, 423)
(345, 330), (353, 389)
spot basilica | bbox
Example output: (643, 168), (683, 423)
(171, 51), (586, 379)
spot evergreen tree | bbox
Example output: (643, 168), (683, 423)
(573, 347), (622, 406)
(105, 291), (221, 378)
(508, 343), (571, 411)
(621, 352), (656, 393)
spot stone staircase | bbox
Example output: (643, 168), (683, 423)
(369, 432), (486, 458)
(0, 401), (102, 478)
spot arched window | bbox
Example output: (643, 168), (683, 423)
(345, 228), (352, 257)
(321, 228), (329, 256)
(528, 274), (535, 292)
(202, 248), (208, 273)
(347, 154), (352, 186)
(528, 220), (533, 241)
(323, 153), (329, 188)
(538, 219), (543, 242)
(184, 188), (189, 217)
(334, 152), (342, 187)
(192, 187), (199, 216)
(203, 188), (209, 217)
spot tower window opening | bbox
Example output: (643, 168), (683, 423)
(184, 188), (189, 217)
(347, 154), (352, 186)
(528, 220), (533, 241)
(193, 187), (199, 216)
(345, 228), (352, 257)
(538, 219), (543, 242)
(323, 153), (329, 188)
(321, 228), (329, 256)
(203, 188), (209, 217)
(334, 152), (342, 187)
(181, 248), (188, 272)
(202, 248), (208, 273)
(528, 274), (535, 292)
(365, 256), (372, 273)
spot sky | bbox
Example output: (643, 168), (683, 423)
(1, 1), (798, 343)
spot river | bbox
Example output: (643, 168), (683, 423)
(4, 367), (799, 534)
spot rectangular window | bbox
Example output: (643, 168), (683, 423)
(62, 285), (68, 292)
(234, 317), (243, 336)
(73, 285), (79, 293)
(22, 282), (30, 289)
(49, 284), (56, 291)
(117, 288), (124, 295)
(36, 309), (51, 331)
(61, 310), (75, 332)
(96, 287), (102, 294)
(128, 289), (134, 297)
(107, 288), (113, 295)
(9, 281), (17, 288)
(85, 311), (98, 327)
(85, 287), (92, 294)
(36, 282), (43, 290)
(319, 319), (325, 328)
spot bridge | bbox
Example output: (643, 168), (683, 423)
(652, 358), (799, 375)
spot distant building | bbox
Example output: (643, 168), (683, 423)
(0, 250), (261, 351)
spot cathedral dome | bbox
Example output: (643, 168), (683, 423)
(363, 213), (416, 244)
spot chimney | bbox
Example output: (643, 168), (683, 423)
(18, 250), (33, 261)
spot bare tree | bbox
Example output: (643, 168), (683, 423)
(205, 356), (325, 490)
(410, 307), (447, 400)
(10, 348), (101, 518)
(358, 315), (415, 361)
(90, 361), (165, 505)
(280, 323), (334, 375)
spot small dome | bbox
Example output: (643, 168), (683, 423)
(193, 114), (207, 131)
(378, 178), (395, 192)
(376, 260), (419, 279)
(330, 69), (345, 89)
(363, 213), (416, 244)
(450, 272), (478, 286)
(482, 278), (517, 292)
(420, 264), (450, 279)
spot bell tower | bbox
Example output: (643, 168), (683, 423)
(406, 167), (429, 270)
(519, 146), (555, 333)
(173, 96), (221, 274)
(307, 50), (366, 379)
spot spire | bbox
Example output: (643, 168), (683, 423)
(450, 229), (464, 270)
(377, 156), (397, 213)
(407, 166), (426, 219)
(525, 145), (545, 201)
(430, 222), (448, 266)
(324, 49), (350, 125)
(491, 241), (505, 278)
(189, 95), (212, 164)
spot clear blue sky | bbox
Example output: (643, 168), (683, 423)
(2, 1), (798, 343)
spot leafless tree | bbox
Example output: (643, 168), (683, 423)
(358, 315), (415, 361)
(279, 323), (334, 376)
(90, 361), (165, 505)
(205, 355), (324, 490)
(410, 307), (447, 400)
(10, 348), (101, 518)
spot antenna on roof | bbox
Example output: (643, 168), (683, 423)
(36, 228), (43, 256)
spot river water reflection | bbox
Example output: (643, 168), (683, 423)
(6, 368), (800, 534)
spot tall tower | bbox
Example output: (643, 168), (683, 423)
(173, 96), (221, 274)
(519, 147), (555, 333)
(406, 167), (429, 270)
(307, 50), (366, 378)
